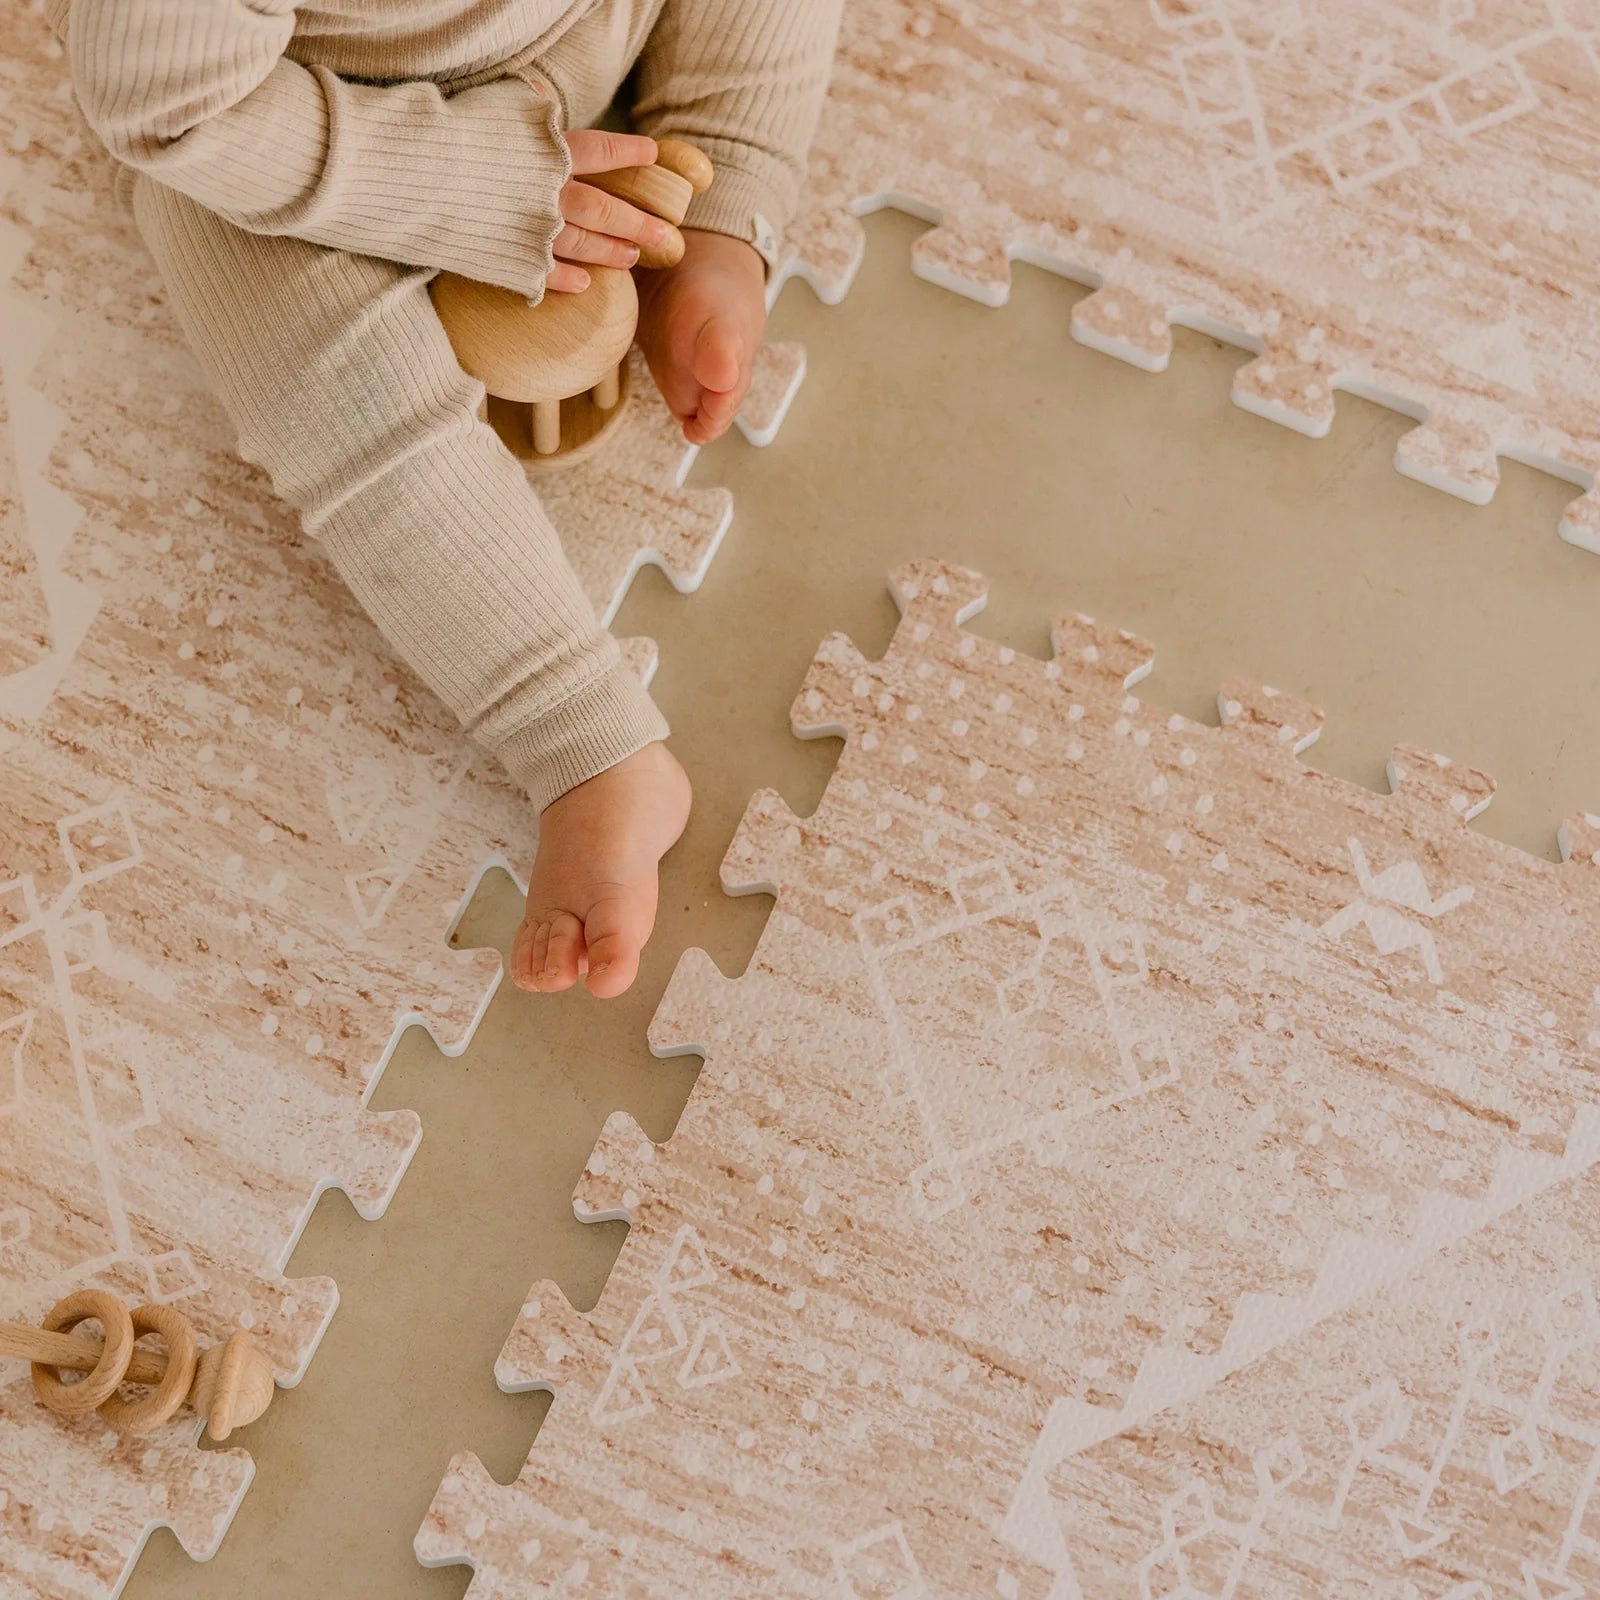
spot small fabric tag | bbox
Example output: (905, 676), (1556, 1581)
(752, 211), (780, 267)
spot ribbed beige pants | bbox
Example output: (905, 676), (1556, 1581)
(130, 12), (674, 813)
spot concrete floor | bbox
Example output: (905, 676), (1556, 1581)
(124, 209), (1600, 1599)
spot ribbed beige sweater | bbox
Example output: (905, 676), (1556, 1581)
(55, 0), (840, 808)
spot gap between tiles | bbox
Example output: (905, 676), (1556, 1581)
(120, 207), (1600, 1600)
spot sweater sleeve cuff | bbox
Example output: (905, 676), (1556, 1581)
(360, 70), (571, 301)
(493, 660), (670, 813)
(679, 143), (800, 273)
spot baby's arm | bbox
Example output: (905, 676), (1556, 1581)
(629, 0), (844, 269)
(65, 0), (573, 299)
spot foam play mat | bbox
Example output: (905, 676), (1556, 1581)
(0, 14), (794, 1594)
(419, 562), (1600, 1596)
(6, 0), (1600, 1595)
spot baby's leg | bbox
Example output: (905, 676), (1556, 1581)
(132, 177), (687, 996)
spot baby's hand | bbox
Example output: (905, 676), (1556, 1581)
(548, 131), (675, 293)
(635, 229), (767, 446)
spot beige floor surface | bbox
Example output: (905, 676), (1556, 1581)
(122, 210), (1600, 1600)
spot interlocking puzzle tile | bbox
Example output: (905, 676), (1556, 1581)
(783, 0), (1600, 548)
(420, 558), (1600, 1597)
(0, 10), (794, 1593)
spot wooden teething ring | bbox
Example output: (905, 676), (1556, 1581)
(30, 1289), (134, 1415)
(4, 1289), (276, 1438)
(98, 1304), (198, 1431)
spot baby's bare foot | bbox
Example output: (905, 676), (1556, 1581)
(513, 742), (691, 999)
(635, 228), (767, 446)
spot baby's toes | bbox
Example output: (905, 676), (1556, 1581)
(696, 384), (744, 441)
(517, 910), (586, 993)
(582, 894), (653, 999)
(511, 917), (541, 990)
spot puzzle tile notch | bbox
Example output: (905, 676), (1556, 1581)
(415, 1451), (565, 1596)
(300, 1099), (423, 1225)
(541, 355), (733, 622)
(1557, 483), (1600, 557)
(1217, 678), (1326, 757)
(718, 788), (807, 898)
(1230, 345), (1341, 440)
(1392, 414), (1504, 507)
(646, 944), (743, 1060)
(570, 1108), (669, 1224)
(494, 1280), (612, 1395)
(1558, 811), (1600, 875)
(1070, 283), (1177, 375)
(1048, 610), (1158, 693)
(907, 214), (1019, 310)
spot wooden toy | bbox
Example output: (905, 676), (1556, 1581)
(0, 1289), (276, 1440)
(431, 137), (713, 469)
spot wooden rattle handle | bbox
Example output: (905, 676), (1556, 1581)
(585, 137), (715, 270)
(0, 1289), (276, 1439)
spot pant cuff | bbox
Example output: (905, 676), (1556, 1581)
(494, 662), (670, 812)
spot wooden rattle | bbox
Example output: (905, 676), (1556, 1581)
(0, 1288), (276, 1440)
(430, 136), (714, 469)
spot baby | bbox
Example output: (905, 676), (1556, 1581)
(55, 0), (841, 998)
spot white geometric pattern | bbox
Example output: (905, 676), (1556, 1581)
(589, 1226), (740, 1425)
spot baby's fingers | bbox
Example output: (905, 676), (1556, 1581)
(544, 261), (591, 294)
(560, 180), (669, 248)
(552, 221), (639, 271)
(565, 128), (657, 177)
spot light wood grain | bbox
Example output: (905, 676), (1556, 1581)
(431, 266), (638, 404)
(586, 163), (695, 229)
(586, 164), (694, 268)
(531, 398), (562, 456)
(655, 137), (715, 195)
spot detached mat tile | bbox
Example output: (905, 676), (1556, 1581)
(421, 560), (1600, 1598)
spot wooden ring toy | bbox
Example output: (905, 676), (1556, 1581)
(97, 1304), (198, 1433)
(30, 1289), (134, 1415)
(2, 1290), (276, 1440)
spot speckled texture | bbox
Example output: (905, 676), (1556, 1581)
(420, 559), (1600, 1598)
(0, 10), (793, 1595)
(784, 0), (1600, 549)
